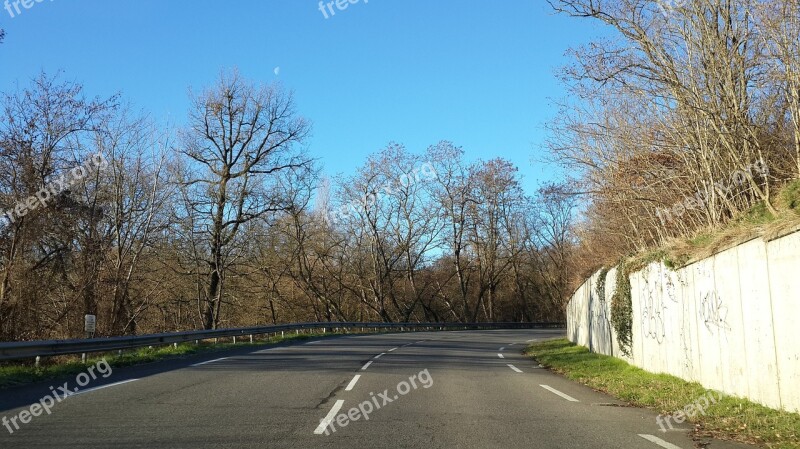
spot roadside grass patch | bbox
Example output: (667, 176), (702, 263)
(526, 339), (800, 449)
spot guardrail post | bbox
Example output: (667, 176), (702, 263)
(35, 356), (40, 368)
(81, 353), (86, 363)
(250, 335), (254, 344)
(173, 343), (178, 349)
(214, 338), (218, 345)
(233, 336), (237, 345)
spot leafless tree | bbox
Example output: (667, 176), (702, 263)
(177, 70), (311, 329)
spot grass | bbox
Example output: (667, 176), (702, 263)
(0, 332), (326, 390)
(779, 179), (800, 212)
(526, 339), (800, 449)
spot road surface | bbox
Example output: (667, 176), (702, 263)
(0, 330), (756, 448)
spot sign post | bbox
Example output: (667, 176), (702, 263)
(84, 314), (96, 339)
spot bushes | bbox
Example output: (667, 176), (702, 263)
(610, 262), (632, 356)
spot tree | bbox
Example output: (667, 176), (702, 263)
(99, 115), (173, 335)
(426, 142), (476, 322)
(321, 143), (442, 322)
(177, 70), (311, 330)
(0, 73), (117, 340)
(467, 159), (524, 321)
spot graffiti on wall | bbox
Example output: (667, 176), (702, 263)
(695, 264), (731, 335)
(640, 266), (667, 344)
(700, 290), (730, 334)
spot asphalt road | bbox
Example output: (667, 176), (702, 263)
(0, 330), (757, 448)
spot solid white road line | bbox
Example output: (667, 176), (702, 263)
(497, 353), (505, 359)
(314, 400), (345, 435)
(388, 347), (398, 352)
(373, 353), (385, 359)
(69, 379), (139, 397)
(190, 357), (229, 367)
(361, 361), (373, 370)
(638, 434), (684, 449)
(507, 364), (523, 373)
(539, 384), (580, 402)
(345, 375), (361, 391)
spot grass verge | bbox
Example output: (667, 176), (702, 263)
(0, 332), (326, 390)
(525, 339), (800, 449)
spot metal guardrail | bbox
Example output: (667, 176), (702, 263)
(0, 322), (564, 362)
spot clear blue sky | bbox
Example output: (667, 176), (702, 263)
(0, 0), (604, 195)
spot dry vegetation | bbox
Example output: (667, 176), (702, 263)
(548, 0), (800, 280)
(0, 72), (575, 341)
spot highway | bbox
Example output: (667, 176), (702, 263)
(0, 330), (756, 448)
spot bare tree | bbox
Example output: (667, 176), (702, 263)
(426, 142), (477, 322)
(99, 114), (173, 335)
(177, 70), (311, 330)
(467, 159), (524, 321)
(755, 0), (800, 178)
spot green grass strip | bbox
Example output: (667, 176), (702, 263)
(526, 339), (800, 449)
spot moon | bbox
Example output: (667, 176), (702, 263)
(273, 67), (280, 76)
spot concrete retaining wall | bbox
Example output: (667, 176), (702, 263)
(567, 231), (800, 413)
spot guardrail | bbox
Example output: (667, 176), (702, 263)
(0, 322), (564, 362)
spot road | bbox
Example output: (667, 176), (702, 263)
(0, 330), (756, 448)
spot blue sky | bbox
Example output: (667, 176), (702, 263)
(0, 0), (605, 195)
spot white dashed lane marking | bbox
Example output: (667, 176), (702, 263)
(638, 434), (684, 449)
(190, 357), (229, 367)
(345, 375), (361, 391)
(69, 379), (139, 397)
(507, 364), (523, 373)
(314, 400), (345, 435)
(540, 385), (580, 402)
